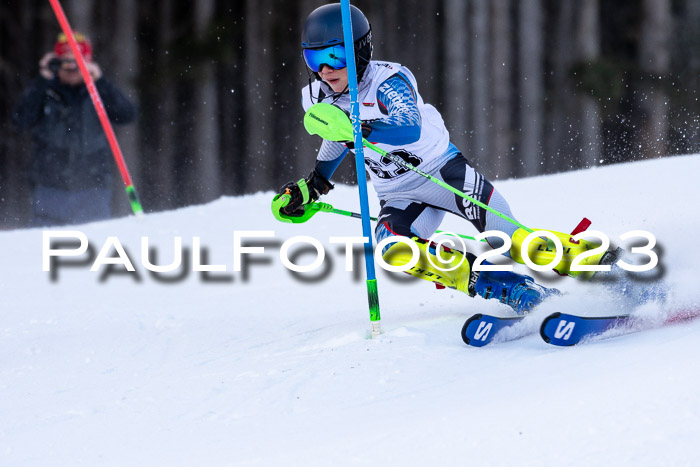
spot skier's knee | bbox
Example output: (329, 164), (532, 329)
(375, 222), (419, 255)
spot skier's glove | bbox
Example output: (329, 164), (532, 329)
(278, 169), (333, 216)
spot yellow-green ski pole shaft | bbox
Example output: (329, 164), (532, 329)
(362, 140), (533, 234)
(318, 202), (487, 242)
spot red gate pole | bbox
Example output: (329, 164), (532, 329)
(47, 0), (144, 216)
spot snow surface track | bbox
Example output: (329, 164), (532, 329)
(2, 155), (700, 466)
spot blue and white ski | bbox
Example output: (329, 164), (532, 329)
(540, 308), (700, 346)
(461, 314), (525, 347)
(539, 312), (630, 346)
(464, 302), (700, 348)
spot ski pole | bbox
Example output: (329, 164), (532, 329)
(48, 0), (144, 217)
(362, 140), (532, 234)
(271, 194), (488, 243)
(326, 204), (371, 220)
(303, 103), (533, 234)
(319, 202), (487, 242)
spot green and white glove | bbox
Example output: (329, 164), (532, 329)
(275, 169), (333, 217)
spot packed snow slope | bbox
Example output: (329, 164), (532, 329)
(2, 154), (700, 466)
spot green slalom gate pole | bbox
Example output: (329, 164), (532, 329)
(340, 0), (381, 337)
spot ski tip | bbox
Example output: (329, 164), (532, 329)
(461, 313), (483, 345)
(539, 312), (562, 343)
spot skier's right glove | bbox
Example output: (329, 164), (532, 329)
(277, 169), (333, 217)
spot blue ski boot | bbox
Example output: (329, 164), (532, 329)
(471, 268), (560, 315)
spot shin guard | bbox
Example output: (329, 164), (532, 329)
(382, 237), (476, 294)
(510, 227), (606, 279)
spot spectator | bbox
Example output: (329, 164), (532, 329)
(12, 32), (136, 226)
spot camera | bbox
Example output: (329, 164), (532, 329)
(48, 58), (63, 74)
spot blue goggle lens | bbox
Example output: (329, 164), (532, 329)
(303, 45), (347, 72)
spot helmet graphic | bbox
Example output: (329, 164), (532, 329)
(301, 4), (373, 82)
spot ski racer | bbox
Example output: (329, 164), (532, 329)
(272, 3), (613, 315)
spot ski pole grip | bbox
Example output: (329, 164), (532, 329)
(271, 194), (292, 223)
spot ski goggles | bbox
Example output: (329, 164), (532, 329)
(302, 45), (347, 72)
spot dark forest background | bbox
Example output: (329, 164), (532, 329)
(1, 0), (699, 229)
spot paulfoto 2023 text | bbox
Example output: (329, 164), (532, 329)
(42, 229), (659, 283)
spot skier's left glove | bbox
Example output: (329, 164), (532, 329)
(277, 169), (333, 217)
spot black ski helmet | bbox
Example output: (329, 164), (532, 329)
(301, 4), (373, 81)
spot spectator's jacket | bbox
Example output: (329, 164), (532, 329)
(12, 76), (136, 190)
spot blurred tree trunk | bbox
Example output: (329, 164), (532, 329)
(216, 0), (246, 195)
(490, 0), (512, 179)
(637, 0), (671, 159)
(371, 1), (401, 61)
(110, 0), (139, 216)
(470, 0), (490, 166)
(517, 0), (543, 176)
(138, 0), (178, 211)
(269, 2), (299, 186)
(158, 0), (179, 209)
(672, 0), (700, 154)
(0, 1), (41, 226)
(545, 0), (575, 173)
(443, 0), (469, 158)
(575, 0), (601, 169)
(683, 0), (700, 151)
(298, 0), (324, 145)
(244, 0), (275, 192)
(65, 0), (93, 36)
(191, 0), (221, 203)
(413, 3), (440, 106)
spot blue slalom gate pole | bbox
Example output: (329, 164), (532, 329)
(340, 0), (381, 337)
